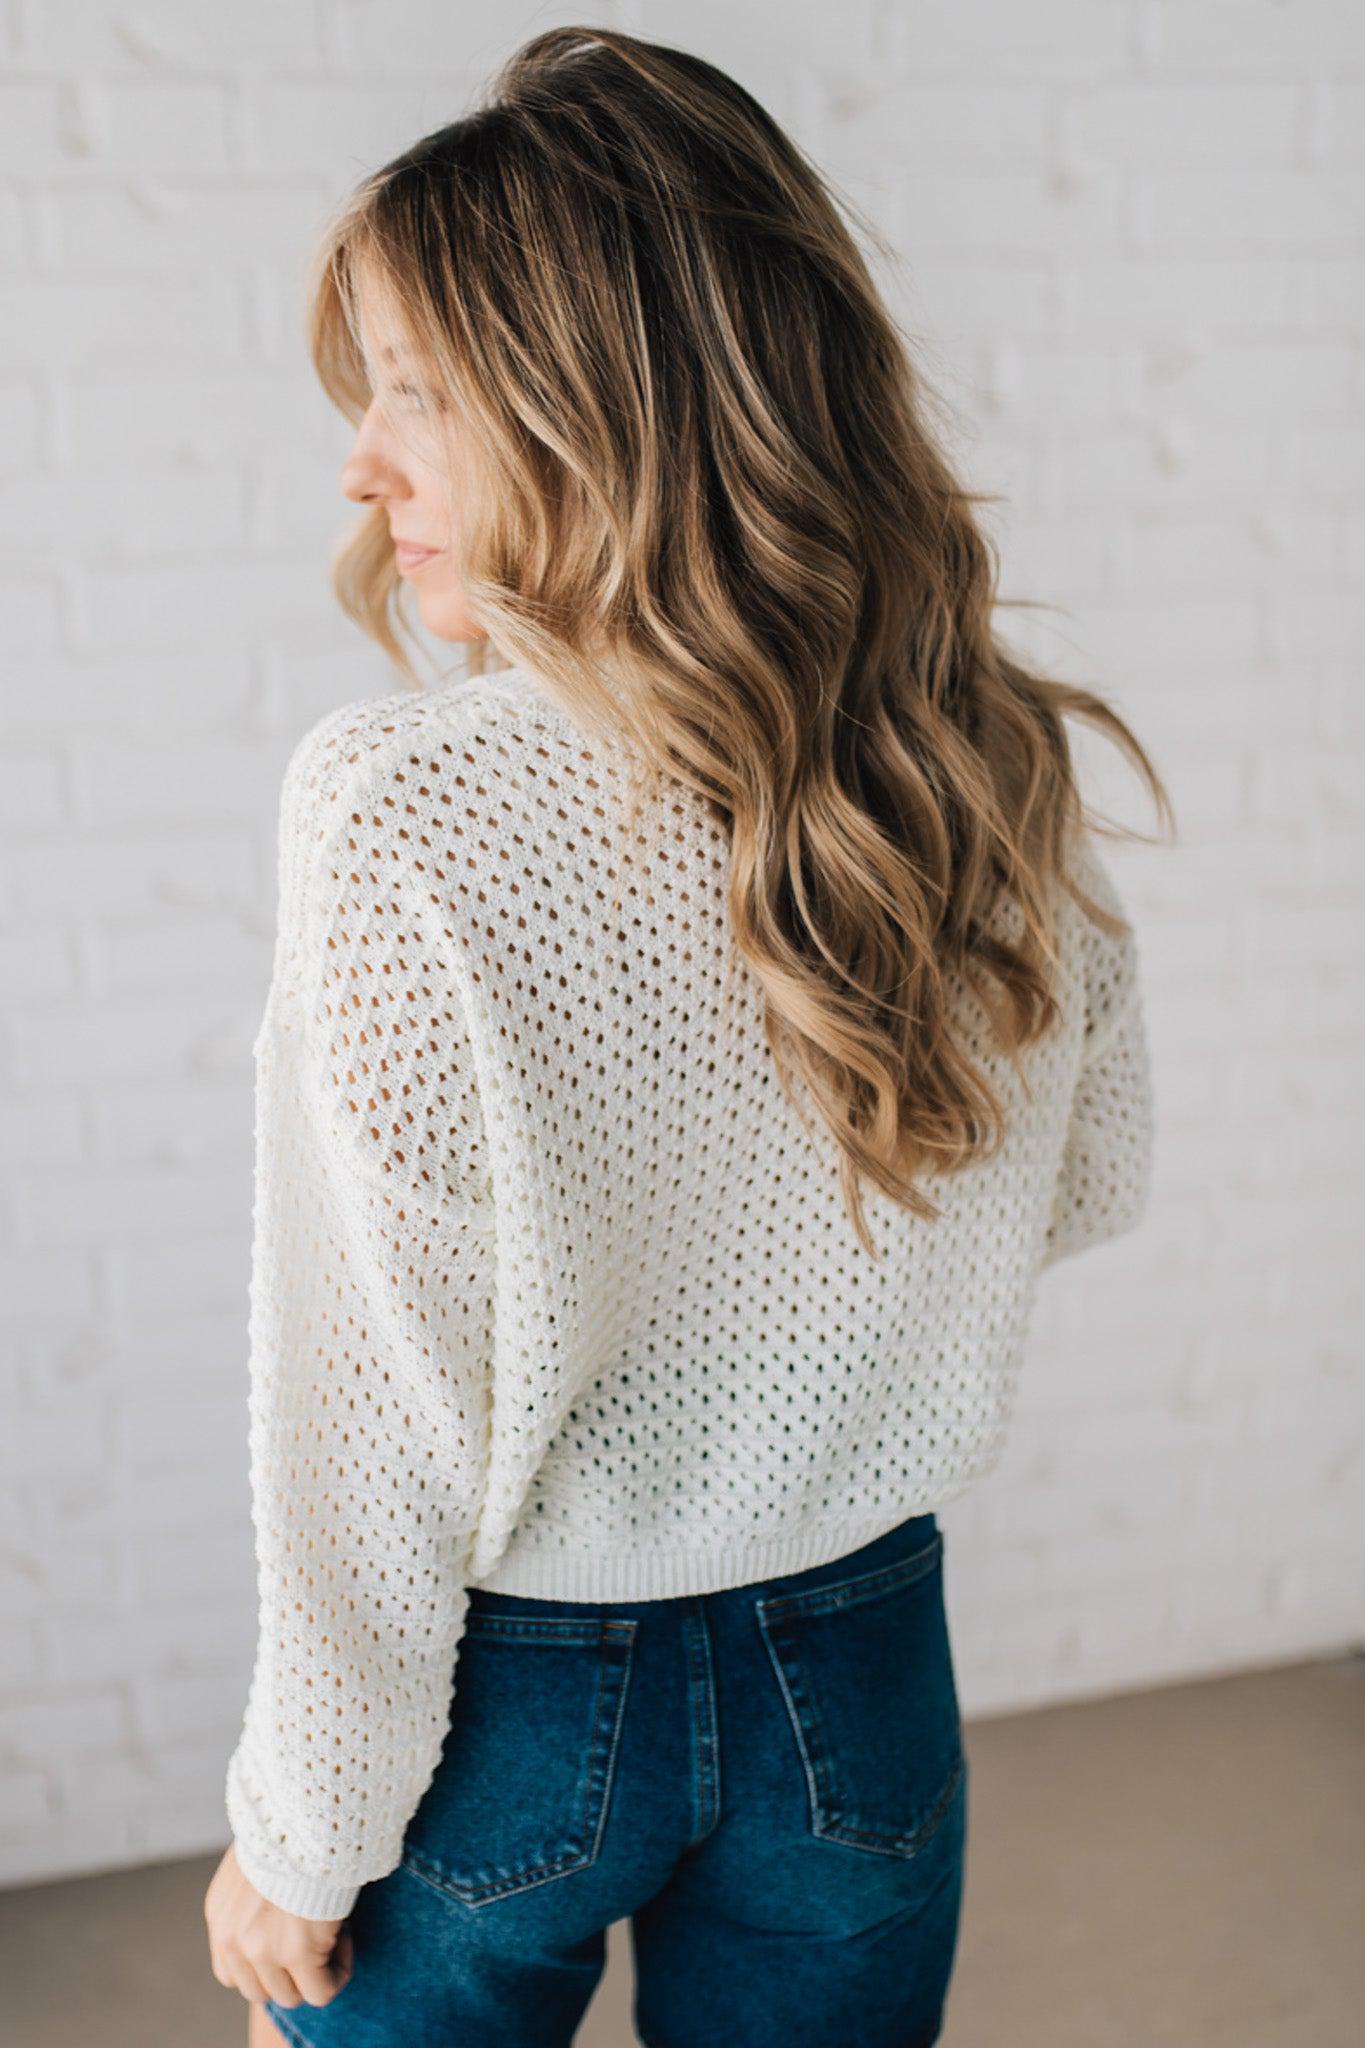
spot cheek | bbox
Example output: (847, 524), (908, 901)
(410, 553), (484, 638)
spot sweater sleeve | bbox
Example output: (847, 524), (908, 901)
(1040, 838), (1155, 1270)
(223, 704), (496, 1921)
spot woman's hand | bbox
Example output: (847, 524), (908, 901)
(204, 1841), (355, 2010)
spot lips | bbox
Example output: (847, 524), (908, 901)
(394, 541), (440, 572)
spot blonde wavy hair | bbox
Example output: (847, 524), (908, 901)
(303, 24), (1173, 1257)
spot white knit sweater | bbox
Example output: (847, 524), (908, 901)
(223, 668), (1154, 1917)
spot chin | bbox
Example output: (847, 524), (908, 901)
(419, 596), (488, 644)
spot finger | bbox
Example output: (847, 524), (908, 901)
(219, 1953), (272, 2005)
(291, 1939), (353, 2009)
(205, 1938), (253, 2000)
(256, 1960), (304, 2010)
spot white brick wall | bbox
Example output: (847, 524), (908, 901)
(1, 0), (1362, 1892)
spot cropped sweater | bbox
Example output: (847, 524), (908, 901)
(223, 667), (1155, 1917)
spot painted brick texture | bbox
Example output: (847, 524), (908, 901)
(1, 0), (1361, 1890)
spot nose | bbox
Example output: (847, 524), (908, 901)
(339, 448), (391, 505)
(339, 405), (407, 506)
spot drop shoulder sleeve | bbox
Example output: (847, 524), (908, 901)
(1040, 836), (1155, 1270)
(223, 700), (496, 1920)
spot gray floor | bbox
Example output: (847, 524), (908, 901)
(2, 1652), (1360, 2046)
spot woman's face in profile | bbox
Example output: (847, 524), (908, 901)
(338, 290), (488, 644)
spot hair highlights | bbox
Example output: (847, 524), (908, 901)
(303, 25), (1173, 1255)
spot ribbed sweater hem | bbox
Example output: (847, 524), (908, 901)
(469, 1507), (943, 1602)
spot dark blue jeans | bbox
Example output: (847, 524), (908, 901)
(265, 1510), (967, 2047)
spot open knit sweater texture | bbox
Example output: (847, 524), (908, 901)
(223, 665), (1155, 1917)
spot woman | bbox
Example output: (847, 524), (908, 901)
(203, 25), (1168, 2048)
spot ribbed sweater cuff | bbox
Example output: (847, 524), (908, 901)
(229, 1834), (364, 1922)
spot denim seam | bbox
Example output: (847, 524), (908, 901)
(262, 2002), (311, 2046)
(755, 1611), (824, 1840)
(754, 1531), (942, 1625)
(400, 1619), (638, 1905)
(813, 1752), (966, 1858)
(587, 1623), (637, 1864)
(755, 1570), (965, 1861)
(683, 1606), (722, 1845)
(465, 1616), (608, 1644)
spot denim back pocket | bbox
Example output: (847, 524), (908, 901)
(400, 1611), (637, 1907)
(755, 1530), (964, 1859)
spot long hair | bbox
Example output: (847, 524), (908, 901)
(303, 24), (1173, 1257)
